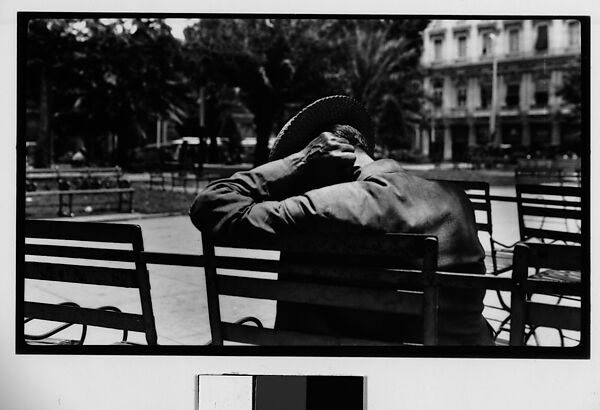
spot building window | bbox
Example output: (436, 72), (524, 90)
(434, 38), (443, 61)
(476, 124), (489, 145)
(535, 25), (549, 53)
(433, 79), (444, 107)
(568, 21), (580, 47)
(508, 29), (520, 54)
(457, 35), (467, 59)
(505, 83), (520, 108)
(534, 77), (550, 107)
(482, 33), (493, 56)
(457, 85), (467, 107)
(480, 82), (492, 109)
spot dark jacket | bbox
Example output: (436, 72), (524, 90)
(190, 157), (494, 345)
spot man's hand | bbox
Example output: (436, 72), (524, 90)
(294, 132), (357, 187)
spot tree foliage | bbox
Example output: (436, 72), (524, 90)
(556, 56), (582, 152)
(27, 18), (191, 166)
(182, 18), (428, 164)
(26, 17), (429, 167)
(557, 56), (581, 123)
(329, 20), (428, 150)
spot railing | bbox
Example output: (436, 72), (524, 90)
(426, 46), (581, 68)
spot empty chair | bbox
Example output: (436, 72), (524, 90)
(509, 243), (583, 346)
(515, 183), (581, 246)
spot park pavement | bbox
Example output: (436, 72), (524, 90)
(24, 185), (577, 346)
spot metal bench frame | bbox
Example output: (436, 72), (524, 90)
(24, 220), (157, 345)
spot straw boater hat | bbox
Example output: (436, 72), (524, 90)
(269, 95), (375, 161)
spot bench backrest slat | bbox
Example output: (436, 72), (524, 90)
(520, 205), (581, 220)
(26, 244), (135, 262)
(24, 302), (146, 332)
(281, 264), (425, 288)
(221, 323), (400, 346)
(524, 243), (582, 270)
(212, 256), (280, 273)
(526, 302), (581, 332)
(217, 275), (424, 315)
(26, 262), (139, 288)
(516, 184), (581, 196)
(516, 184), (582, 244)
(26, 220), (141, 243)
(521, 228), (581, 244)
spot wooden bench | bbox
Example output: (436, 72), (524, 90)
(202, 231), (567, 346)
(20, 221), (586, 348)
(149, 163), (252, 193)
(202, 232), (441, 346)
(23, 220), (157, 346)
(149, 162), (208, 192)
(515, 159), (581, 186)
(26, 166), (134, 216)
(26, 166), (125, 188)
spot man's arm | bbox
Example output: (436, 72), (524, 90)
(189, 133), (356, 238)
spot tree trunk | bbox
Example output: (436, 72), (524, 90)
(252, 96), (278, 167)
(253, 114), (272, 167)
(209, 133), (220, 163)
(34, 69), (51, 168)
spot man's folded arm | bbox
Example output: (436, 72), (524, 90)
(189, 155), (319, 237)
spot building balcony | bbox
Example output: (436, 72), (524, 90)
(424, 47), (581, 69)
(528, 106), (551, 116)
(430, 105), (559, 120)
(499, 107), (521, 117)
(474, 109), (492, 118)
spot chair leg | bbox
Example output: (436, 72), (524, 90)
(495, 290), (511, 312)
(495, 314), (512, 342)
(58, 193), (64, 216)
(557, 329), (566, 347)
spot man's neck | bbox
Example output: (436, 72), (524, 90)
(354, 149), (374, 168)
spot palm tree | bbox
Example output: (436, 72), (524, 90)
(341, 20), (428, 151)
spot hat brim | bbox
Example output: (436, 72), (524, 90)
(269, 95), (374, 161)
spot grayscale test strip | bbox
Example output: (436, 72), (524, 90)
(198, 375), (365, 410)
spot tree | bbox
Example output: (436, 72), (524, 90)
(26, 19), (77, 167)
(556, 56), (582, 153)
(325, 19), (429, 151)
(26, 18), (191, 167)
(27, 18), (429, 167)
(183, 19), (297, 165)
(182, 18), (428, 165)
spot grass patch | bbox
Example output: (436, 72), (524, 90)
(24, 168), (562, 219)
(25, 182), (199, 218)
(132, 182), (198, 214)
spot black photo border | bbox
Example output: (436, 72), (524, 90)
(15, 12), (591, 358)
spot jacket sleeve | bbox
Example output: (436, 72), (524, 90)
(189, 156), (326, 238)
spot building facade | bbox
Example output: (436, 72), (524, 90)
(419, 19), (581, 162)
